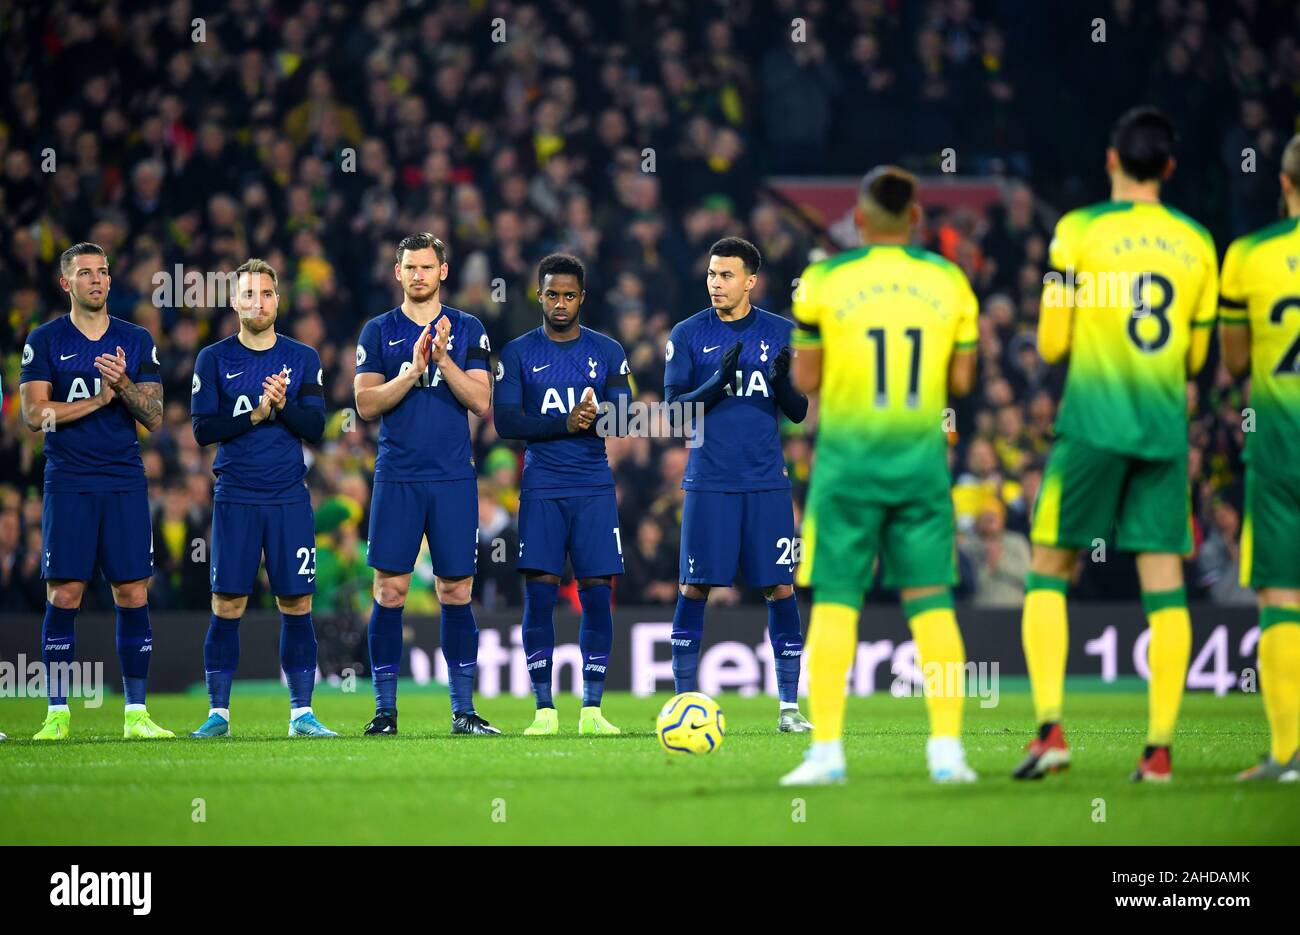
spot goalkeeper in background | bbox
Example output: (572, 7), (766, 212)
(1016, 107), (1218, 783)
(780, 166), (979, 786)
(1218, 133), (1300, 782)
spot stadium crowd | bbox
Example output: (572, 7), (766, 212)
(2, 0), (1297, 615)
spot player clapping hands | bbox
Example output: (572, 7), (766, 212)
(92, 344), (128, 390)
(567, 387), (598, 432)
(252, 368), (290, 424)
(92, 345), (127, 407)
(427, 316), (451, 366)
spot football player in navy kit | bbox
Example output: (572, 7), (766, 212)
(495, 254), (633, 735)
(189, 258), (336, 738)
(19, 242), (171, 741)
(664, 238), (812, 732)
(354, 233), (499, 735)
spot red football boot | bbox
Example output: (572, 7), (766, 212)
(1131, 745), (1173, 782)
(1012, 722), (1072, 779)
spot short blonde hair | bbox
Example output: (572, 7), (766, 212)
(235, 257), (279, 289)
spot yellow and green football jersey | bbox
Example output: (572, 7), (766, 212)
(1220, 216), (1300, 478)
(1045, 201), (1217, 458)
(792, 244), (978, 500)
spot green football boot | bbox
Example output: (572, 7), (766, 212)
(124, 709), (175, 739)
(523, 707), (559, 735)
(578, 706), (620, 735)
(33, 709), (70, 741)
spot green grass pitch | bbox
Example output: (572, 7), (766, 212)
(0, 687), (1295, 844)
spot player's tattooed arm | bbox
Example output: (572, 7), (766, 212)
(116, 380), (164, 432)
(94, 345), (163, 432)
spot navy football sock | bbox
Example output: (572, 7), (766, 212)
(523, 579), (558, 709)
(440, 602), (479, 716)
(579, 584), (613, 707)
(42, 603), (77, 706)
(368, 602), (404, 714)
(115, 604), (153, 706)
(204, 614), (240, 711)
(280, 612), (317, 711)
(670, 594), (706, 693)
(767, 594), (804, 705)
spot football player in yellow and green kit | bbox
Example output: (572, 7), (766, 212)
(779, 167), (979, 786)
(1218, 133), (1300, 783)
(1016, 108), (1218, 783)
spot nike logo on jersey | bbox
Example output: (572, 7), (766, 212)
(459, 662), (474, 668)
(225, 371), (244, 379)
(389, 338), (406, 346)
(702, 345), (721, 353)
(59, 353), (77, 361)
(532, 364), (551, 372)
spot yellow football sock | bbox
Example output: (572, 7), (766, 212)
(1259, 610), (1300, 763)
(805, 602), (858, 744)
(1144, 588), (1191, 746)
(904, 592), (965, 739)
(1021, 573), (1068, 724)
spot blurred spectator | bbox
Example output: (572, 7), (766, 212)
(150, 482), (211, 610)
(1197, 496), (1254, 606)
(313, 493), (371, 617)
(962, 499), (1031, 607)
(474, 483), (521, 610)
(760, 26), (839, 173)
(0, 509), (43, 612)
(619, 516), (680, 605)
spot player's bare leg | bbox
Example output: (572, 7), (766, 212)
(33, 579), (84, 740)
(1131, 552), (1189, 782)
(763, 583), (812, 733)
(577, 575), (619, 734)
(1014, 545), (1075, 779)
(364, 569), (409, 735)
(439, 574), (499, 735)
(111, 578), (172, 739)
(1238, 587), (1300, 781)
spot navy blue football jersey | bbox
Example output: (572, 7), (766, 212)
(19, 314), (161, 492)
(496, 326), (632, 498)
(665, 307), (793, 492)
(355, 305), (491, 482)
(191, 334), (325, 503)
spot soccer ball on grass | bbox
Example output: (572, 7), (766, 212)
(656, 691), (725, 755)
